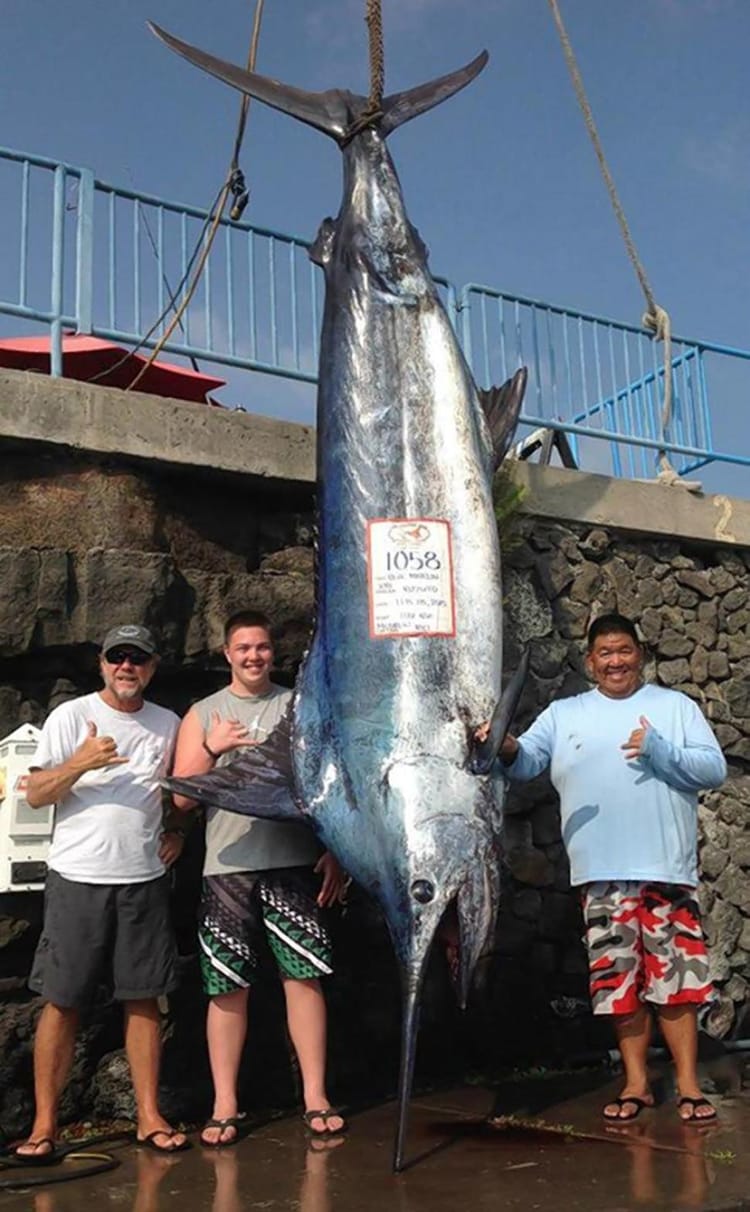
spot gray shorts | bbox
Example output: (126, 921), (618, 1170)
(29, 869), (179, 1008)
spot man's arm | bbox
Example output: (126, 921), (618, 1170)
(502, 707), (556, 782)
(26, 722), (128, 808)
(171, 708), (212, 810)
(623, 710), (727, 792)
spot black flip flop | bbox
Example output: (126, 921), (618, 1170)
(136, 1130), (191, 1154)
(199, 1114), (248, 1149)
(678, 1096), (717, 1124)
(603, 1096), (652, 1122)
(10, 1138), (59, 1167)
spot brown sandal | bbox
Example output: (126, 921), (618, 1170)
(603, 1096), (653, 1122)
(302, 1109), (348, 1137)
(199, 1114), (248, 1149)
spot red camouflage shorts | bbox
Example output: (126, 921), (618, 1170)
(582, 881), (714, 1016)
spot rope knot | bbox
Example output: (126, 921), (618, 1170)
(642, 303), (671, 345)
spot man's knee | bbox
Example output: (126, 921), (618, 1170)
(610, 1004), (650, 1030)
(39, 1000), (79, 1023)
(282, 976), (322, 993)
(209, 987), (250, 1012)
(657, 1002), (698, 1022)
(123, 997), (161, 1020)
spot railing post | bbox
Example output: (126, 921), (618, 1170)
(50, 165), (66, 376)
(75, 168), (95, 334)
(455, 285), (473, 365)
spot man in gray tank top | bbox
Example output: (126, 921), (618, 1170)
(172, 611), (348, 1147)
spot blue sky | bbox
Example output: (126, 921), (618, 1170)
(2, 0), (749, 494)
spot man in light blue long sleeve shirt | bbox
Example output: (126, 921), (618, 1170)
(502, 613), (726, 1124)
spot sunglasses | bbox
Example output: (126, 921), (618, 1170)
(104, 648), (152, 666)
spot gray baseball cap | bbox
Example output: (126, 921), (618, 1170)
(101, 624), (158, 656)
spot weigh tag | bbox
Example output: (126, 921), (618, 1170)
(366, 518), (455, 639)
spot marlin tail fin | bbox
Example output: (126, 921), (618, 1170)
(149, 23), (487, 145)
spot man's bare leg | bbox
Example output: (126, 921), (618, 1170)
(658, 1004), (715, 1120)
(15, 1002), (79, 1156)
(202, 989), (249, 1146)
(283, 979), (344, 1134)
(604, 1004), (655, 1119)
(124, 998), (186, 1149)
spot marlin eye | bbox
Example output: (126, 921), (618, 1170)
(411, 879), (435, 904)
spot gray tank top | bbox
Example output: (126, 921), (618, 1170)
(193, 684), (319, 876)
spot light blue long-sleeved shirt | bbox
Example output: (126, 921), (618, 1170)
(506, 684), (726, 887)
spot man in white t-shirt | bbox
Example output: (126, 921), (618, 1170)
(15, 624), (189, 1162)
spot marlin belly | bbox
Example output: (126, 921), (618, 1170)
(293, 134), (504, 899)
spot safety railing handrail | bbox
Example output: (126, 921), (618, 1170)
(458, 281), (750, 363)
(93, 178), (311, 246)
(2, 144), (749, 483)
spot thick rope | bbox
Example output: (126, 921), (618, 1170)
(340, 0), (385, 146)
(546, 0), (700, 490)
(365, 0), (385, 113)
(127, 0), (265, 393)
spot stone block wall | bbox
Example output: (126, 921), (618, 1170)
(1, 442), (749, 1133)
(492, 518), (750, 1053)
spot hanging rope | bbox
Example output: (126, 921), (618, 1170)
(341, 0), (385, 143)
(127, 0), (265, 393)
(546, 0), (700, 490)
(365, 0), (385, 113)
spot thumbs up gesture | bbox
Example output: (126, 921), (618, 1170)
(72, 721), (129, 772)
(621, 715), (651, 761)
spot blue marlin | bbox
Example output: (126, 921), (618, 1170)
(152, 21), (527, 1170)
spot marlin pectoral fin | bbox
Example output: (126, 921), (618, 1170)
(148, 22), (352, 139)
(163, 710), (306, 822)
(165, 769), (303, 821)
(381, 51), (489, 135)
(470, 648), (530, 775)
(479, 366), (527, 470)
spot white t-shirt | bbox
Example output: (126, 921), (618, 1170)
(33, 692), (179, 884)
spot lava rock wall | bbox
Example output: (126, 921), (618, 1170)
(1, 449), (748, 1134)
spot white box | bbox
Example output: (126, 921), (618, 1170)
(0, 724), (52, 892)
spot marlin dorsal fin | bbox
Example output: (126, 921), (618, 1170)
(479, 366), (527, 470)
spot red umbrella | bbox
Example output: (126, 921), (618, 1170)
(0, 333), (226, 404)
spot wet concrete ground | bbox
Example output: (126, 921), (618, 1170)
(2, 1076), (749, 1212)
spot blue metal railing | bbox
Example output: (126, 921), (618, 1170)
(2, 145), (750, 480)
(454, 284), (749, 478)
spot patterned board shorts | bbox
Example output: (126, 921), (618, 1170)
(582, 881), (714, 1016)
(198, 867), (333, 997)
